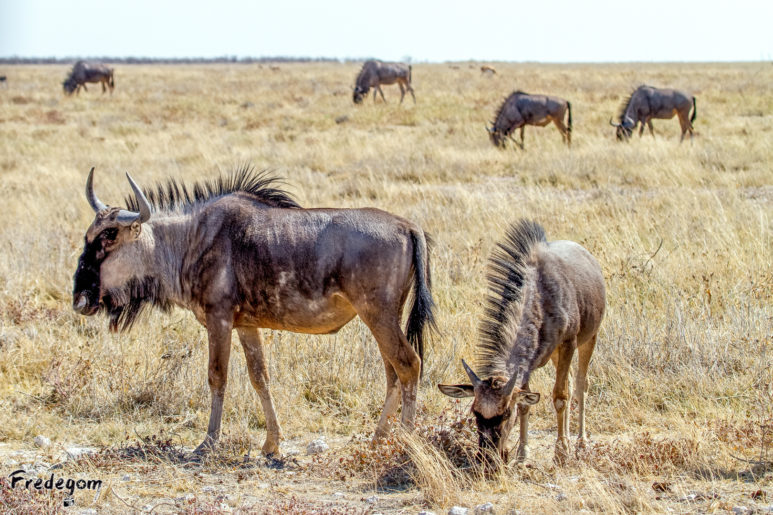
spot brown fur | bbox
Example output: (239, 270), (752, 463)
(73, 168), (436, 457)
(63, 61), (114, 95)
(439, 220), (605, 465)
(353, 60), (415, 104)
(612, 85), (696, 142)
(488, 91), (572, 149)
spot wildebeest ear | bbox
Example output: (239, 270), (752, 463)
(129, 220), (142, 240)
(515, 391), (540, 405)
(438, 384), (474, 398)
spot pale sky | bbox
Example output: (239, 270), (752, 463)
(1, 0), (771, 62)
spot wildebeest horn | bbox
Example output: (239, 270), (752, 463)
(115, 173), (151, 225)
(86, 167), (108, 213)
(461, 359), (482, 387)
(609, 117), (620, 127)
(501, 372), (520, 397)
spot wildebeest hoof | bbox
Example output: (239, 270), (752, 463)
(193, 438), (217, 456)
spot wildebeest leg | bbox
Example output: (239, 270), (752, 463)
(515, 383), (531, 462)
(677, 113), (692, 143)
(101, 80), (106, 93)
(373, 353), (401, 439)
(574, 334), (596, 449)
(194, 314), (233, 455)
(398, 83), (406, 104)
(82, 84), (88, 92)
(407, 84), (416, 104)
(519, 127), (525, 150)
(237, 327), (283, 456)
(647, 120), (655, 137)
(360, 311), (420, 432)
(376, 85), (387, 103)
(552, 118), (570, 146)
(638, 120), (646, 137)
(552, 342), (575, 465)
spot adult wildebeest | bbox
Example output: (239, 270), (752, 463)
(439, 220), (605, 466)
(487, 91), (572, 149)
(63, 61), (114, 95)
(480, 65), (497, 76)
(72, 167), (435, 457)
(353, 60), (415, 104)
(610, 85), (696, 142)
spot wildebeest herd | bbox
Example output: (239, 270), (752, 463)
(67, 57), (698, 469)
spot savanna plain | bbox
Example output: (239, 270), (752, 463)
(0, 62), (771, 514)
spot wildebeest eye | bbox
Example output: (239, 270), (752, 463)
(102, 228), (118, 241)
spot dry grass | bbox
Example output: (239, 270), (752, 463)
(0, 61), (771, 513)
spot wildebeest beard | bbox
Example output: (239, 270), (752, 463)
(100, 276), (172, 332)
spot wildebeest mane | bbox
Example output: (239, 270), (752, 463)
(617, 85), (648, 122)
(355, 60), (376, 88)
(125, 166), (300, 213)
(477, 219), (546, 378)
(492, 90), (529, 127)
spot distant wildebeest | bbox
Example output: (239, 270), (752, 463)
(63, 61), (114, 95)
(0, 76), (7, 88)
(353, 60), (415, 104)
(610, 85), (696, 142)
(480, 65), (497, 76)
(72, 167), (435, 457)
(487, 91), (572, 149)
(439, 220), (605, 466)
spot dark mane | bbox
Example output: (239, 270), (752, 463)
(355, 60), (378, 88)
(125, 166), (301, 213)
(492, 90), (529, 127)
(617, 84), (647, 122)
(477, 219), (546, 378)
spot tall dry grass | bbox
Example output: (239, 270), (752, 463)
(0, 62), (770, 512)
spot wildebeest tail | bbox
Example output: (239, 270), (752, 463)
(567, 101), (573, 132)
(406, 229), (436, 377)
(408, 64), (412, 84)
(690, 97), (697, 124)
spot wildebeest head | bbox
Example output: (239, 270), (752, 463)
(72, 168), (152, 328)
(610, 116), (634, 141)
(486, 124), (508, 148)
(438, 360), (540, 464)
(62, 78), (78, 95)
(352, 86), (368, 104)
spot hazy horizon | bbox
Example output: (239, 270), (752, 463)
(2, 0), (771, 63)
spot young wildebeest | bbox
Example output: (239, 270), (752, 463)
(610, 85), (696, 142)
(63, 61), (114, 95)
(72, 167), (435, 457)
(353, 60), (415, 104)
(487, 91), (572, 149)
(439, 220), (605, 466)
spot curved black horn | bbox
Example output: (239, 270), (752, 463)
(124, 173), (151, 223)
(501, 371), (520, 397)
(461, 359), (482, 387)
(86, 167), (108, 212)
(609, 117), (620, 127)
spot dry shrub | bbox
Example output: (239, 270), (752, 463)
(0, 476), (70, 515)
(580, 432), (702, 476)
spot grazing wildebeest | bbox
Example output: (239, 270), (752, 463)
(610, 85), (696, 142)
(0, 76), (7, 88)
(353, 60), (415, 104)
(439, 220), (605, 466)
(487, 91), (572, 149)
(72, 167), (435, 457)
(63, 61), (114, 95)
(480, 65), (497, 76)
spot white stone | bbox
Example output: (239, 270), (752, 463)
(202, 486), (216, 493)
(365, 495), (378, 504)
(333, 492), (345, 498)
(556, 493), (567, 502)
(306, 437), (329, 455)
(34, 435), (51, 448)
(79, 510), (97, 515)
(449, 507), (469, 515)
(121, 475), (130, 481)
(65, 447), (97, 459)
(475, 502), (495, 514)
(418, 511), (437, 515)
(733, 507), (749, 515)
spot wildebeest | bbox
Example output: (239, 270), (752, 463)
(487, 91), (572, 149)
(610, 85), (696, 142)
(0, 76), (7, 88)
(353, 60), (415, 104)
(480, 65), (497, 76)
(63, 61), (114, 95)
(72, 167), (435, 456)
(439, 220), (605, 466)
